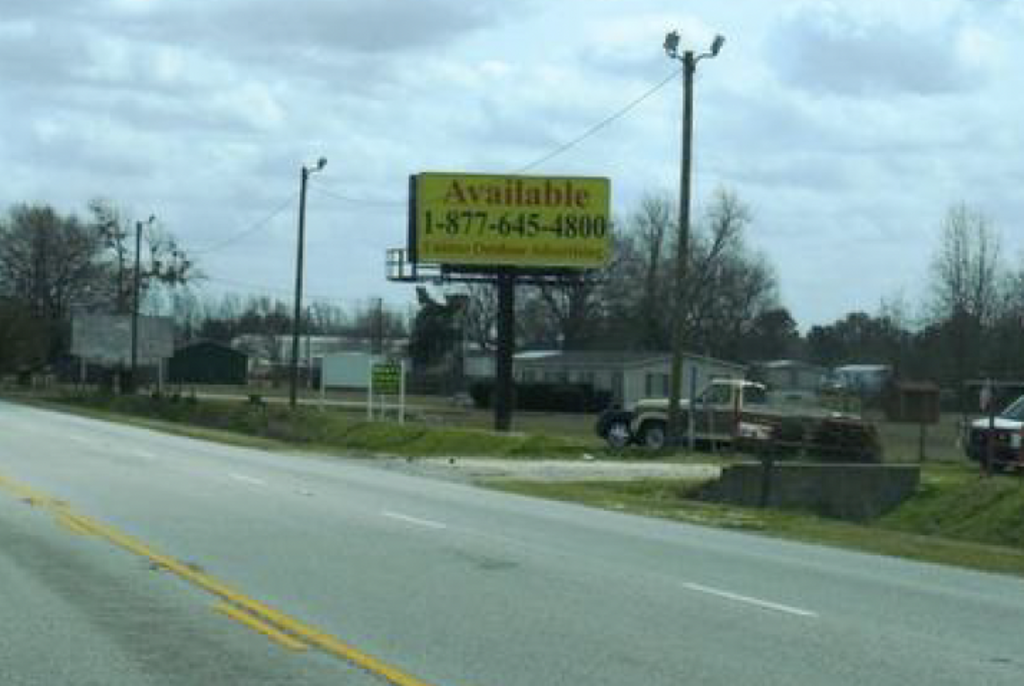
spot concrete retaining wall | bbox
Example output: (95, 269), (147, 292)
(702, 462), (920, 521)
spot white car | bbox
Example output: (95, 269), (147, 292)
(964, 394), (1024, 470)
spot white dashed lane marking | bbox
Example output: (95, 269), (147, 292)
(682, 581), (818, 618)
(381, 510), (448, 530)
(228, 473), (267, 487)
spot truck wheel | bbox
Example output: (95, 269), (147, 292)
(640, 421), (667, 450)
(605, 419), (632, 449)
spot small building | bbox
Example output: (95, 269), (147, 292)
(321, 351), (389, 390)
(512, 350), (746, 408)
(752, 360), (827, 396)
(464, 350), (497, 380)
(168, 341), (248, 385)
(232, 333), (408, 380)
(832, 364), (892, 396)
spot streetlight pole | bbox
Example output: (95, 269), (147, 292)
(289, 157), (327, 409)
(664, 31), (724, 448)
(130, 214), (155, 393)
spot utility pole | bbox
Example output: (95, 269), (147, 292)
(129, 215), (154, 393)
(664, 31), (724, 448)
(667, 49), (695, 448)
(289, 157), (326, 409)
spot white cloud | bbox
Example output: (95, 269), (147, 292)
(2, 0), (1023, 329)
(770, 3), (990, 97)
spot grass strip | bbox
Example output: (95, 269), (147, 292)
(7, 392), (594, 460)
(486, 477), (1024, 578)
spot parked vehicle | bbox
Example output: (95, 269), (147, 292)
(963, 394), (1024, 470)
(596, 378), (880, 460)
(595, 379), (765, 449)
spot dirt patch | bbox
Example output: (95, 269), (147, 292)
(379, 457), (720, 483)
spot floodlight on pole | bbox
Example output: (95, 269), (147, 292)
(663, 31), (680, 58)
(663, 31), (724, 449)
(289, 157), (327, 409)
(710, 35), (725, 57)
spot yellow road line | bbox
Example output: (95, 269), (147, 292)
(213, 601), (310, 652)
(0, 473), (57, 506)
(55, 511), (93, 536)
(0, 471), (441, 686)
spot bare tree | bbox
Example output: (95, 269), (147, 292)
(88, 199), (197, 314)
(927, 203), (1002, 386)
(631, 194), (673, 348)
(672, 187), (783, 359)
(929, 203), (1001, 325)
(684, 187), (751, 331)
(0, 205), (108, 323)
(460, 282), (499, 351)
(0, 297), (49, 372)
(505, 187), (778, 360)
(307, 300), (347, 335)
(699, 251), (779, 359)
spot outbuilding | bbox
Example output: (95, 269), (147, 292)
(513, 350), (746, 408)
(168, 341), (248, 385)
(751, 359), (827, 400)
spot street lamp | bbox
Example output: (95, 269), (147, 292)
(664, 31), (725, 448)
(130, 214), (156, 393)
(289, 156), (327, 409)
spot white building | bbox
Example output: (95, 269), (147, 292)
(466, 349), (746, 408)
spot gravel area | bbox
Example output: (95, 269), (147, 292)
(375, 457), (721, 483)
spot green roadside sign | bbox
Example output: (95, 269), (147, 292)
(371, 363), (401, 395)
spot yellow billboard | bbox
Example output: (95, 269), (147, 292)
(410, 173), (611, 268)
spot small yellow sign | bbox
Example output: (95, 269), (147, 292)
(411, 173), (611, 268)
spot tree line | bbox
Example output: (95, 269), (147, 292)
(806, 204), (1024, 392)
(411, 193), (1024, 397)
(2, 194), (1020, 398)
(0, 201), (195, 373)
(411, 187), (791, 370)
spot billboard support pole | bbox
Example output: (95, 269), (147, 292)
(398, 172), (611, 434)
(494, 269), (516, 432)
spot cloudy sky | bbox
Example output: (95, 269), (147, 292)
(3, 0), (1022, 329)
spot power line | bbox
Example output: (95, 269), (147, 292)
(192, 194), (297, 255)
(309, 182), (405, 207)
(184, 67), (683, 263)
(514, 67), (681, 173)
(202, 275), (398, 307)
(306, 67), (683, 207)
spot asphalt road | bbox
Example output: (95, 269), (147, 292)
(2, 400), (1023, 686)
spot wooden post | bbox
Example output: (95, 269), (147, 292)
(985, 402), (996, 477)
(918, 422), (926, 463)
